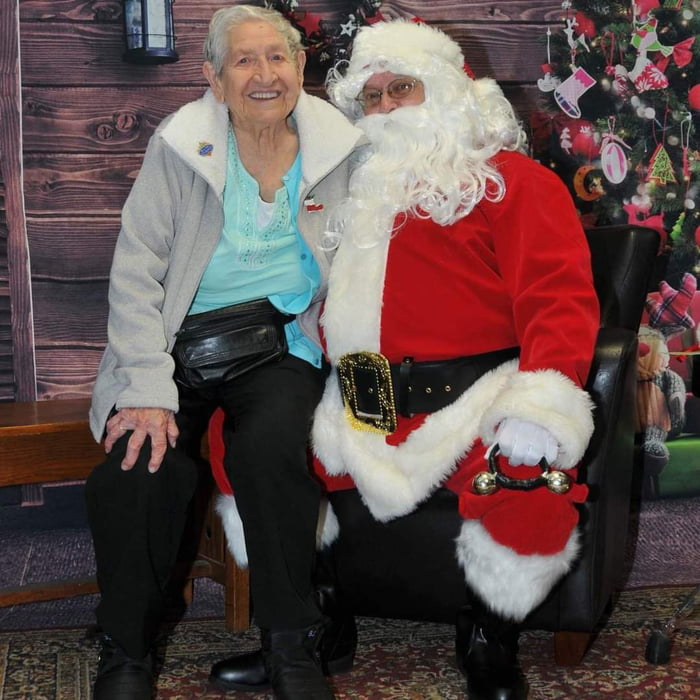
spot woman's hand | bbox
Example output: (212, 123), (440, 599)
(105, 407), (179, 473)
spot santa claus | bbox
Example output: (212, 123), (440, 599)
(210, 18), (600, 700)
(312, 18), (599, 700)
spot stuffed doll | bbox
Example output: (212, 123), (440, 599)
(636, 273), (696, 473)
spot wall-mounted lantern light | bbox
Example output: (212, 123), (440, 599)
(122, 0), (178, 65)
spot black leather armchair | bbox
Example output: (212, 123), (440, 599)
(322, 225), (660, 665)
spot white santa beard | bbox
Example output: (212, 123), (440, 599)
(332, 102), (501, 250)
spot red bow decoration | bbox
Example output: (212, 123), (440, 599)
(529, 111), (576, 154)
(656, 36), (695, 72)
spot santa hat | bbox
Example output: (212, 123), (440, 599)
(327, 19), (471, 119)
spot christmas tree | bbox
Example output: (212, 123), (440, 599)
(531, 0), (700, 286)
(266, 0), (384, 84)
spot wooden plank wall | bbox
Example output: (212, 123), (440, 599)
(5, 0), (565, 401)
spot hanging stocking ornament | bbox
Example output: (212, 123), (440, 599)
(629, 18), (671, 93)
(554, 67), (596, 118)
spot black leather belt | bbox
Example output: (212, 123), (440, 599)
(337, 347), (519, 434)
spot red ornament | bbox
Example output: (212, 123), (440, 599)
(689, 84), (700, 111)
(573, 12), (596, 38)
(571, 128), (600, 159)
(634, 0), (660, 18)
(695, 226), (700, 248)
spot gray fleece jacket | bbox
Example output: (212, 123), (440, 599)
(89, 89), (364, 440)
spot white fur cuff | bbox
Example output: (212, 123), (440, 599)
(456, 520), (580, 621)
(479, 369), (595, 469)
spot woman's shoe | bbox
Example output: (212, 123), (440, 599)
(209, 610), (356, 691)
(93, 636), (153, 700)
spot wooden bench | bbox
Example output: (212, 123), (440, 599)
(0, 398), (250, 631)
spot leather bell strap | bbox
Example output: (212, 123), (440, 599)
(472, 445), (573, 496)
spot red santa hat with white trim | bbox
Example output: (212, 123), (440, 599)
(327, 19), (473, 120)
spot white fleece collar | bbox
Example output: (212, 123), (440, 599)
(159, 89), (365, 200)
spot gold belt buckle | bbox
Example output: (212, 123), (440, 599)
(337, 351), (397, 435)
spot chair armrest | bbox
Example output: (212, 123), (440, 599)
(525, 326), (639, 631)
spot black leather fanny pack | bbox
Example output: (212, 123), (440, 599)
(173, 299), (293, 390)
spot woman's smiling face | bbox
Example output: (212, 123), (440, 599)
(204, 20), (305, 129)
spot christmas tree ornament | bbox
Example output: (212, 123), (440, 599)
(601, 130), (631, 184)
(554, 67), (596, 117)
(629, 18), (672, 93)
(571, 124), (600, 159)
(681, 111), (693, 180)
(609, 64), (634, 99)
(655, 37), (695, 73)
(689, 85), (700, 111)
(573, 11), (596, 38)
(564, 16), (591, 54)
(560, 125), (574, 153)
(631, 18), (673, 57)
(537, 28), (561, 93)
(573, 165), (605, 201)
(623, 202), (667, 242)
(646, 144), (678, 185)
(634, 0), (661, 19)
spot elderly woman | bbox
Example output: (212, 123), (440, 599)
(86, 6), (363, 700)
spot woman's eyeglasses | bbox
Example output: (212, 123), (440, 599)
(356, 77), (421, 109)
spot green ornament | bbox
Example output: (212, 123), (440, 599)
(670, 212), (686, 241)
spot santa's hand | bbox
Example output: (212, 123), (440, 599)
(495, 417), (559, 466)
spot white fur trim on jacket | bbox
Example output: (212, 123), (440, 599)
(456, 520), (581, 621)
(313, 359), (518, 522)
(215, 494), (340, 569)
(479, 369), (595, 469)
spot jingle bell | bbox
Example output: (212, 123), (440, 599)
(472, 470), (497, 495)
(544, 470), (573, 494)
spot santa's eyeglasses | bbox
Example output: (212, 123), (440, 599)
(356, 77), (421, 109)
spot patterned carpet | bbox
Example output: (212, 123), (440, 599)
(0, 587), (698, 699)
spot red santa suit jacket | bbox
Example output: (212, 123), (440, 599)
(311, 150), (600, 620)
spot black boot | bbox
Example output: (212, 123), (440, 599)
(263, 619), (336, 700)
(455, 603), (528, 700)
(93, 635), (153, 700)
(209, 583), (356, 692)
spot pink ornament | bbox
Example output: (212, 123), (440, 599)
(601, 140), (628, 184)
(574, 12), (596, 38)
(689, 84), (700, 111)
(554, 67), (596, 118)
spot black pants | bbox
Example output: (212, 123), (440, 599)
(85, 355), (325, 658)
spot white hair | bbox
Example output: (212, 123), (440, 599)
(203, 4), (303, 76)
(323, 20), (527, 249)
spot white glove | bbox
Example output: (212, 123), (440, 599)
(494, 417), (559, 466)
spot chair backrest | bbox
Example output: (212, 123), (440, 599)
(584, 224), (660, 330)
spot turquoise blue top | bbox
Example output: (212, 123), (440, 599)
(189, 129), (322, 368)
